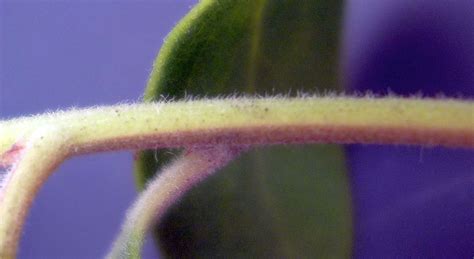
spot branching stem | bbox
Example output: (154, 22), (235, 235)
(0, 96), (472, 257)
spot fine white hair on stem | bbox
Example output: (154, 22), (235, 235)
(107, 145), (244, 259)
(0, 126), (71, 258)
(0, 96), (472, 257)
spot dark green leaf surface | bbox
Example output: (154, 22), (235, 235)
(136, 0), (352, 257)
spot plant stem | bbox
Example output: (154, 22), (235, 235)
(0, 96), (472, 257)
(1, 97), (472, 156)
(107, 146), (242, 259)
(0, 126), (70, 259)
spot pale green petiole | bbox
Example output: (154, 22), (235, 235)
(0, 96), (472, 258)
(1, 97), (472, 155)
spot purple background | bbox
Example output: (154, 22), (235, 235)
(344, 1), (473, 257)
(1, 0), (473, 258)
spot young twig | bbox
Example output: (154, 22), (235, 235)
(0, 96), (472, 257)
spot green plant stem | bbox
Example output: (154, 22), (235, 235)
(0, 126), (71, 259)
(1, 97), (472, 155)
(0, 96), (472, 257)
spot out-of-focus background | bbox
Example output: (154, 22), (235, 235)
(1, 0), (472, 258)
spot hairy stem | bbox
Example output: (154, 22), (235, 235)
(1, 97), (472, 155)
(107, 146), (242, 259)
(0, 96), (472, 257)
(0, 126), (71, 259)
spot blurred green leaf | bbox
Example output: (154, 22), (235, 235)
(136, 0), (352, 257)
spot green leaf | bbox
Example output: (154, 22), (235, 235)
(135, 0), (352, 257)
